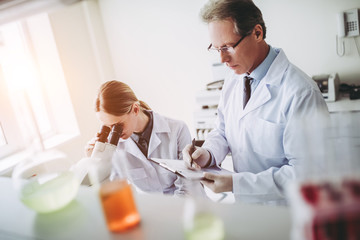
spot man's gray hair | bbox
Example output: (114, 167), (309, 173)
(200, 0), (266, 39)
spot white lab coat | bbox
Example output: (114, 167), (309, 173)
(203, 48), (329, 205)
(111, 111), (192, 194)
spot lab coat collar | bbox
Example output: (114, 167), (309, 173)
(240, 48), (289, 118)
(240, 79), (271, 117)
(151, 112), (171, 133)
(122, 138), (148, 162)
(249, 45), (278, 82)
(147, 112), (171, 157)
(262, 48), (289, 87)
(122, 112), (171, 161)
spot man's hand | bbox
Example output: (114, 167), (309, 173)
(200, 173), (233, 193)
(182, 145), (211, 170)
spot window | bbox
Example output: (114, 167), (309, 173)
(0, 13), (79, 159)
(0, 123), (6, 147)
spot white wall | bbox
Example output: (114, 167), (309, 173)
(255, 0), (360, 84)
(98, 0), (213, 136)
(98, 0), (360, 136)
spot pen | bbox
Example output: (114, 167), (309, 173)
(189, 138), (196, 167)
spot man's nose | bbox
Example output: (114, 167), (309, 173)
(220, 51), (230, 63)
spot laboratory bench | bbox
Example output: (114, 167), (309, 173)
(326, 97), (360, 113)
(0, 176), (291, 240)
(326, 97), (360, 131)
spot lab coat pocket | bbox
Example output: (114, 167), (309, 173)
(128, 168), (147, 180)
(251, 118), (285, 158)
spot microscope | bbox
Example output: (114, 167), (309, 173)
(72, 124), (122, 185)
(89, 124), (122, 183)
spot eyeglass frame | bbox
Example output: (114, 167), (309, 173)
(207, 34), (249, 54)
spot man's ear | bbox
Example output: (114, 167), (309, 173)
(253, 24), (263, 40)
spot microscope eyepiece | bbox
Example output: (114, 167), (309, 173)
(109, 124), (122, 145)
(97, 125), (111, 143)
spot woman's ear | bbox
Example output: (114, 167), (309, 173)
(132, 102), (140, 115)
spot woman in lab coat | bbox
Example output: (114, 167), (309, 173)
(85, 80), (192, 195)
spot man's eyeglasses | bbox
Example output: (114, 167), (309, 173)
(207, 34), (248, 54)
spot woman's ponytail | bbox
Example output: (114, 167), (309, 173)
(139, 100), (151, 110)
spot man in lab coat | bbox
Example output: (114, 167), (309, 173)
(183, 0), (329, 205)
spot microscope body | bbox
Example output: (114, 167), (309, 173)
(90, 141), (117, 183)
(72, 125), (122, 185)
(90, 124), (122, 183)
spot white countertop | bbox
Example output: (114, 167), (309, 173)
(326, 97), (360, 113)
(0, 177), (291, 240)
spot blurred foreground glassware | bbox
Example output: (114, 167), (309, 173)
(99, 149), (140, 232)
(183, 179), (225, 240)
(12, 150), (79, 213)
(288, 178), (360, 240)
(287, 111), (360, 240)
(99, 179), (140, 232)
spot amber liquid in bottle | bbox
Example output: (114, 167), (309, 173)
(100, 180), (140, 232)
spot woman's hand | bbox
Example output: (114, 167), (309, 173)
(84, 136), (99, 157)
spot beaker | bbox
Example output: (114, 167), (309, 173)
(99, 179), (140, 232)
(182, 179), (225, 240)
(99, 148), (141, 232)
(12, 150), (79, 213)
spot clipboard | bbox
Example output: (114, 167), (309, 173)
(149, 158), (233, 180)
